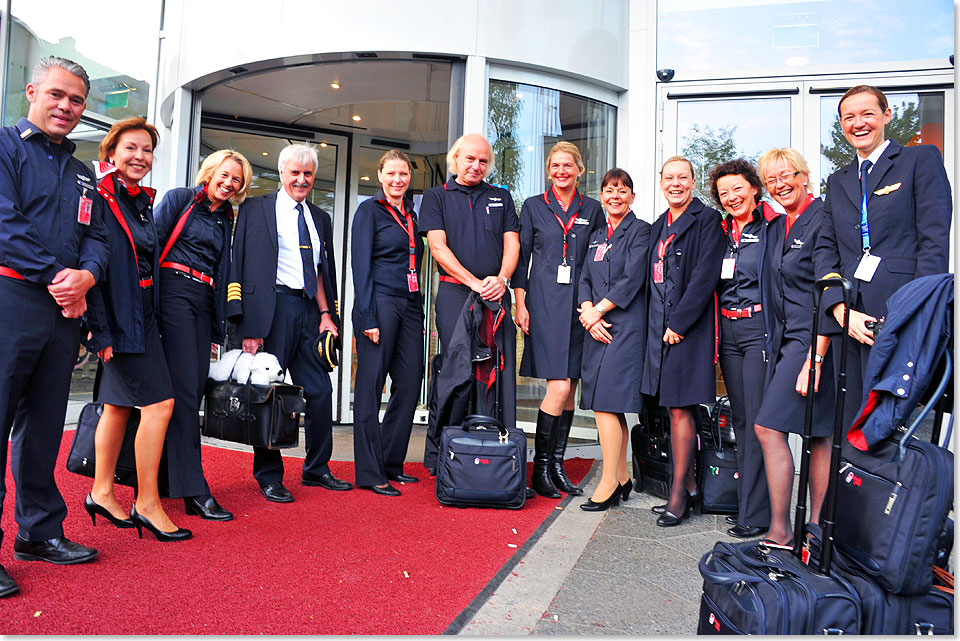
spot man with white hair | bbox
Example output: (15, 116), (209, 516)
(227, 143), (351, 502)
(419, 133), (520, 475)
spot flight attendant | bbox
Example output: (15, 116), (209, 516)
(351, 150), (425, 496)
(578, 168), (650, 511)
(755, 147), (836, 547)
(709, 158), (771, 538)
(815, 85), (951, 433)
(84, 117), (189, 541)
(641, 156), (725, 527)
(156, 148), (252, 520)
(514, 142), (604, 497)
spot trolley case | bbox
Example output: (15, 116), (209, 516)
(698, 395), (738, 514)
(631, 403), (672, 499)
(831, 351), (954, 596)
(697, 277), (863, 635)
(202, 379), (305, 449)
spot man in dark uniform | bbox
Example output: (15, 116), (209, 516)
(419, 133), (520, 474)
(227, 143), (351, 502)
(815, 85), (951, 430)
(0, 56), (110, 597)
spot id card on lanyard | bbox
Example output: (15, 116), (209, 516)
(653, 233), (676, 284)
(594, 218), (615, 262)
(856, 160), (881, 282)
(551, 191), (579, 284)
(77, 187), (92, 225)
(384, 199), (419, 292)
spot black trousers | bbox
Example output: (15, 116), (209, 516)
(158, 273), (214, 499)
(0, 278), (80, 545)
(718, 315), (771, 528)
(352, 293), (424, 487)
(253, 291), (332, 485)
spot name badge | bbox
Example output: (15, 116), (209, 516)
(854, 253), (881, 282)
(653, 260), (664, 284)
(407, 272), (419, 293)
(77, 192), (92, 226)
(557, 264), (572, 284)
(740, 234), (759, 243)
(593, 243), (609, 262)
(720, 257), (736, 280)
(790, 238), (805, 250)
(574, 217), (590, 225)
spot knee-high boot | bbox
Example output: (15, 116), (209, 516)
(550, 409), (583, 495)
(532, 410), (561, 498)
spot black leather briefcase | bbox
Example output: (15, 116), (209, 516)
(202, 380), (305, 449)
(67, 402), (140, 486)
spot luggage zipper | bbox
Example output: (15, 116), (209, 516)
(884, 482), (902, 515)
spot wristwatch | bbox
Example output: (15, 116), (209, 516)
(595, 302), (607, 315)
(501, 276), (510, 288)
(806, 352), (824, 363)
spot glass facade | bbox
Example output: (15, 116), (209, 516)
(658, 0), (954, 78)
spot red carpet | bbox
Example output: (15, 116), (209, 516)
(0, 433), (590, 634)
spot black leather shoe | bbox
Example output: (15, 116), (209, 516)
(651, 503), (668, 515)
(369, 483), (401, 496)
(260, 482), (294, 503)
(0, 564), (19, 598)
(580, 490), (621, 512)
(130, 505), (192, 542)
(302, 472), (353, 491)
(84, 494), (134, 529)
(619, 480), (633, 502)
(728, 524), (769, 539)
(725, 514), (740, 525)
(13, 535), (98, 565)
(386, 473), (419, 484)
(656, 509), (689, 527)
(184, 495), (234, 521)
(525, 487), (536, 499)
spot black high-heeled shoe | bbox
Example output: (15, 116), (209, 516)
(130, 505), (192, 542)
(619, 479), (633, 502)
(652, 487), (699, 515)
(580, 488), (621, 512)
(84, 494), (134, 529)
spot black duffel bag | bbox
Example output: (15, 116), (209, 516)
(67, 402), (140, 486)
(202, 379), (305, 449)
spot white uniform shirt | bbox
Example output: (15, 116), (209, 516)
(275, 187), (322, 290)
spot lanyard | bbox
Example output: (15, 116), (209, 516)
(657, 233), (677, 261)
(382, 199), (417, 272)
(859, 160), (873, 252)
(606, 218), (615, 240)
(549, 198), (579, 265)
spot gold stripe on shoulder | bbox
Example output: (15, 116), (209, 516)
(19, 128), (31, 139)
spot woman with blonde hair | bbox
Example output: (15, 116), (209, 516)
(514, 141), (604, 497)
(83, 117), (188, 540)
(155, 149), (252, 522)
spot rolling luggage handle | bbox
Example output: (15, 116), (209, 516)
(795, 276), (853, 574)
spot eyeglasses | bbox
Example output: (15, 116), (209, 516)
(764, 171), (801, 188)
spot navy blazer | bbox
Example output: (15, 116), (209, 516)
(227, 192), (339, 338)
(84, 176), (159, 353)
(154, 186), (233, 344)
(814, 141), (951, 320)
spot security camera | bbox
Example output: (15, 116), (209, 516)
(656, 69), (675, 82)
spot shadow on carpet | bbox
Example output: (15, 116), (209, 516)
(0, 434), (590, 634)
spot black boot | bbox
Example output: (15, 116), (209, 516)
(532, 410), (561, 498)
(549, 409), (584, 495)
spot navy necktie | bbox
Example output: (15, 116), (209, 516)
(296, 202), (317, 298)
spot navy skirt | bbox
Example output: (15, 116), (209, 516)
(755, 339), (836, 437)
(97, 287), (174, 407)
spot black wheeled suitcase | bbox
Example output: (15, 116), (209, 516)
(698, 277), (863, 635)
(435, 342), (526, 509)
(698, 395), (738, 514)
(631, 403), (671, 499)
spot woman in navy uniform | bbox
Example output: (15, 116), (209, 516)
(641, 156), (725, 527)
(707, 159), (771, 537)
(755, 148), (836, 547)
(578, 169), (650, 511)
(83, 118), (189, 541)
(514, 142), (604, 498)
(155, 149), (252, 521)
(351, 150), (425, 496)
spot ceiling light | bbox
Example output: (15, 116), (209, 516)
(319, 142), (328, 148)
(330, 81), (341, 90)
(360, 175), (370, 181)
(352, 115), (362, 122)
(261, 151), (268, 156)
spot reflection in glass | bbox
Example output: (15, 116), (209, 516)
(676, 98), (791, 204)
(3, 1), (161, 125)
(819, 92), (945, 193)
(658, 0), (953, 77)
(487, 79), (616, 429)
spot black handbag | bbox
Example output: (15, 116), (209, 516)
(698, 395), (738, 514)
(66, 402), (140, 487)
(202, 379), (305, 449)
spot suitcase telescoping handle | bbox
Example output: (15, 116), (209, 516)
(794, 276), (852, 574)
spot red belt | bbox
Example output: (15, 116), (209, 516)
(439, 275), (463, 285)
(161, 262), (214, 288)
(720, 304), (762, 319)
(139, 277), (153, 288)
(0, 266), (24, 280)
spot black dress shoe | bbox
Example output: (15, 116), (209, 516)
(369, 483), (401, 496)
(184, 495), (234, 521)
(84, 494), (134, 529)
(302, 472), (353, 491)
(386, 473), (419, 484)
(129, 505), (192, 542)
(525, 487), (536, 499)
(260, 482), (294, 503)
(13, 535), (98, 565)
(727, 524), (769, 539)
(0, 564), (19, 598)
(580, 489), (621, 511)
(725, 514), (740, 525)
